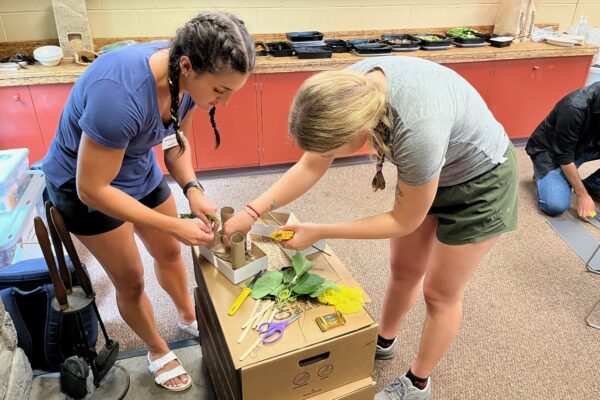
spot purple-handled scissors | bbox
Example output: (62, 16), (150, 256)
(257, 313), (301, 344)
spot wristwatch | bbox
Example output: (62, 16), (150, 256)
(183, 180), (205, 197)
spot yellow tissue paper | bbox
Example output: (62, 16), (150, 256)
(317, 284), (364, 314)
(269, 230), (295, 241)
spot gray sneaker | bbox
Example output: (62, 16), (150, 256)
(375, 337), (398, 360)
(375, 375), (432, 400)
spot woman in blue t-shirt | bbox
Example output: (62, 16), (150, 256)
(42, 11), (255, 392)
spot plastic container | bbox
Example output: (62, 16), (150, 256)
(585, 27), (600, 64)
(351, 43), (393, 56)
(409, 33), (453, 47)
(586, 65), (600, 86)
(324, 39), (349, 53)
(33, 45), (63, 67)
(295, 46), (332, 59)
(0, 149), (29, 213)
(489, 36), (514, 48)
(0, 171), (46, 268)
(380, 34), (420, 51)
(266, 42), (295, 57)
(286, 31), (324, 42)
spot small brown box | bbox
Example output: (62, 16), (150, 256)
(192, 218), (377, 400)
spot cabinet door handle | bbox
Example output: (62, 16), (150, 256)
(12, 94), (20, 102)
(533, 65), (540, 71)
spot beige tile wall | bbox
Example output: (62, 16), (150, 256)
(0, 0), (597, 43)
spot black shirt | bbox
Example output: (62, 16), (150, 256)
(526, 82), (600, 178)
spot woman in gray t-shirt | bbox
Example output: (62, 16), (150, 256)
(225, 57), (518, 400)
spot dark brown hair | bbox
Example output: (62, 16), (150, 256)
(168, 11), (255, 150)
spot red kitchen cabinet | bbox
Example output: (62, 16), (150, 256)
(29, 84), (73, 150)
(0, 86), (46, 163)
(445, 61), (494, 103)
(259, 72), (314, 166)
(487, 56), (591, 138)
(192, 75), (260, 170)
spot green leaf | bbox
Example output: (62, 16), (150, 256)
(292, 273), (324, 295)
(270, 283), (287, 296)
(292, 252), (313, 278)
(311, 280), (339, 297)
(282, 267), (295, 284)
(251, 271), (283, 299)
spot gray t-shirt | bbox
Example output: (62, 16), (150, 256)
(347, 57), (509, 187)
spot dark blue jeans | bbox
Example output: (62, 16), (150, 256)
(534, 149), (600, 216)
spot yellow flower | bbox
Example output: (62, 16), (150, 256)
(269, 230), (295, 241)
(317, 285), (364, 314)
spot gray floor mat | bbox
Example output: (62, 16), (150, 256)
(547, 219), (600, 272)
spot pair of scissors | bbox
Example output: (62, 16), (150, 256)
(257, 313), (301, 344)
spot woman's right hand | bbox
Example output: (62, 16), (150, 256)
(223, 211), (255, 246)
(171, 218), (215, 246)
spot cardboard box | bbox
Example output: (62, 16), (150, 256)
(192, 220), (377, 400)
(199, 241), (267, 284)
(250, 211), (328, 259)
(310, 378), (376, 400)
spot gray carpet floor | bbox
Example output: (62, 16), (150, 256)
(70, 146), (600, 400)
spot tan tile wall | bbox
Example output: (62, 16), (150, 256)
(0, 0), (596, 43)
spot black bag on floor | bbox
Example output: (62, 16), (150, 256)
(0, 258), (98, 372)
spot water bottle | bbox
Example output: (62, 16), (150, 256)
(577, 16), (589, 36)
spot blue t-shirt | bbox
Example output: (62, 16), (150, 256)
(42, 41), (195, 199)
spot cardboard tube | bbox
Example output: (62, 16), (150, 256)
(211, 230), (223, 249)
(231, 232), (246, 269)
(221, 206), (235, 224)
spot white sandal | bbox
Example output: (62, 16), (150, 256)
(147, 351), (192, 392)
(178, 319), (199, 337)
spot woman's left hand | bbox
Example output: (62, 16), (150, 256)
(188, 191), (218, 231)
(278, 222), (323, 250)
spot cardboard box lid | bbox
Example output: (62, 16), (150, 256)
(193, 214), (374, 370)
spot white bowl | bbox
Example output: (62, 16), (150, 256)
(37, 58), (63, 67)
(33, 45), (63, 60)
(33, 45), (63, 66)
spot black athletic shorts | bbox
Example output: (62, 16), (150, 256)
(45, 177), (171, 236)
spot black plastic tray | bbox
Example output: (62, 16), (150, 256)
(380, 34), (421, 50)
(295, 46), (333, 59)
(324, 39), (349, 53)
(286, 31), (324, 42)
(266, 41), (295, 57)
(347, 38), (380, 49)
(445, 29), (486, 44)
(352, 43), (392, 55)
(409, 34), (453, 47)
(489, 37), (513, 48)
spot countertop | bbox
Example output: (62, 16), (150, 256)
(1, 40), (597, 87)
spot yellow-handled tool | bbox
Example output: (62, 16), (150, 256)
(228, 270), (264, 316)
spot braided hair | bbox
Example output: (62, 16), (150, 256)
(168, 11), (255, 150)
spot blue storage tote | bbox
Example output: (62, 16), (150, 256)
(0, 171), (46, 268)
(0, 148), (29, 213)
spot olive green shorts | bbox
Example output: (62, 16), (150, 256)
(430, 143), (519, 246)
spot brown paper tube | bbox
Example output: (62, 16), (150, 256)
(221, 206), (235, 224)
(211, 230), (223, 249)
(231, 232), (246, 269)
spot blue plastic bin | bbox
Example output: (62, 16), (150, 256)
(0, 148), (29, 213)
(0, 171), (46, 268)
